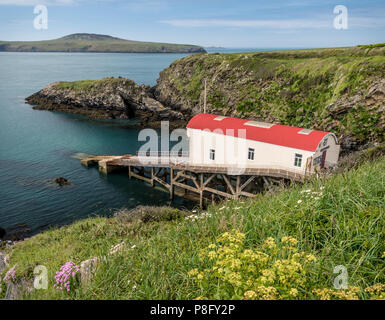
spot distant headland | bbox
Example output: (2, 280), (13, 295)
(0, 33), (206, 54)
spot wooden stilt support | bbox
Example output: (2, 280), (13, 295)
(199, 173), (204, 209)
(170, 168), (174, 200)
(235, 176), (241, 200)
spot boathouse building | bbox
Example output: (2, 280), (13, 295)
(186, 114), (340, 175)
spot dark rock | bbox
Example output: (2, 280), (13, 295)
(55, 177), (71, 186)
(0, 227), (5, 239)
(3, 224), (30, 241)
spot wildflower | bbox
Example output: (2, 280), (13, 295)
(188, 268), (199, 277)
(263, 237), (276, 250)
(260, 269), (276, 284)
(281, 236), (298, 246)
(297, 200), (303, 204)
(289, 288), (298, 297)
(110, 241), (125, 255)
(305, 254), (317, 263)
(54, 261), (80, 292)
(244, 290), (257, 300)
(197, 273), (204, 280)
(4, 265), (17, 282)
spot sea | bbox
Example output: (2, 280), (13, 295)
(0, 47), (279, 235)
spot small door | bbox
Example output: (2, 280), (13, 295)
(321, 151), (327, 169)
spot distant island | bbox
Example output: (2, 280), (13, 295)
(0, 33), (206, 53)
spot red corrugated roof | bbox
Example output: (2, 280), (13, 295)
(187, 113), (332, 152)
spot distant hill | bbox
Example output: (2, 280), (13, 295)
(0, 33), (206, 53)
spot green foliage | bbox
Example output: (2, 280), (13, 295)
(1, 157), (385, 300)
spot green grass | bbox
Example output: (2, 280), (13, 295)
(54, 77), (135, 93)
(1, 156), (384, 299)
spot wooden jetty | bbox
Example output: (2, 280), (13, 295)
(81, 153), (310, 208)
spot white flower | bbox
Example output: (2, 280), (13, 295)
(297, 200), (303, 204)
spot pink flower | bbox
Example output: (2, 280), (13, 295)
(54, 261), (80, 292)
(4, 265), (17, 282)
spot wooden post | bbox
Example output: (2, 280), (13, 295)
(235, 175), (241, 200)
(128, 166), (131, 179)
(170, 168), (174, 200)
(199, 173), (204, 209)
(203, 79), (207, 114)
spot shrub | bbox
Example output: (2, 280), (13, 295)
(188, 230), (318, 300)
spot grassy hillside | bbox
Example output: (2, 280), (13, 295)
(0, 33), (206, 53)
(155, 45), (385, 149)
(1, 155), (384, 300)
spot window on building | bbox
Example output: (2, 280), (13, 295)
(323, 138), (328, 147)
(248, 148), (255, 160)
(209, 149), (215, 161)
(294, 154), (303, 167)
(314, 155), (322, 166)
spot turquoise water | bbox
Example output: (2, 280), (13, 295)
(0, 48), (274, 235)
(0, 52), (197, 234)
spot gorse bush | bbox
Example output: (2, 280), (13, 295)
(188, 230), (318, 300)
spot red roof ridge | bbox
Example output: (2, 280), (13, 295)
(187, 113), (334, 152)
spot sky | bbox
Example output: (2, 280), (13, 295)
(0, 0), (384, 48)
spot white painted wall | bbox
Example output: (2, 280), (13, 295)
(187, 128), (318, 174)
(312, 133), (340, 169)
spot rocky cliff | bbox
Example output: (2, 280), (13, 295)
(27, 45), (385, 151)
(154, 45), (385, 151)
(26, 77), (186, 128)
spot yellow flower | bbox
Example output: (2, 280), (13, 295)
(281, 236), (298, 246)
(244, 290), (257, 300)
(305, 254), (317, 263)
(188, 268), (198, 277)
(263, 237), (276, 250)
(289, 288), (298, 297)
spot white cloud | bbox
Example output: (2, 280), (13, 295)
(160, 19), (331, 29)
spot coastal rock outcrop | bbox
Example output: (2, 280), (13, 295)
(26, 77), (186, 128)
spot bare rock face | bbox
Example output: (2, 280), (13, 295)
(80, 257), (99, 286)
(26, 77), (186, 127)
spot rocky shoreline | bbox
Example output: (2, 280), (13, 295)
(26, 77), (190, 129)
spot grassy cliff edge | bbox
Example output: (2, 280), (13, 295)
(1, 155), (384, 300)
